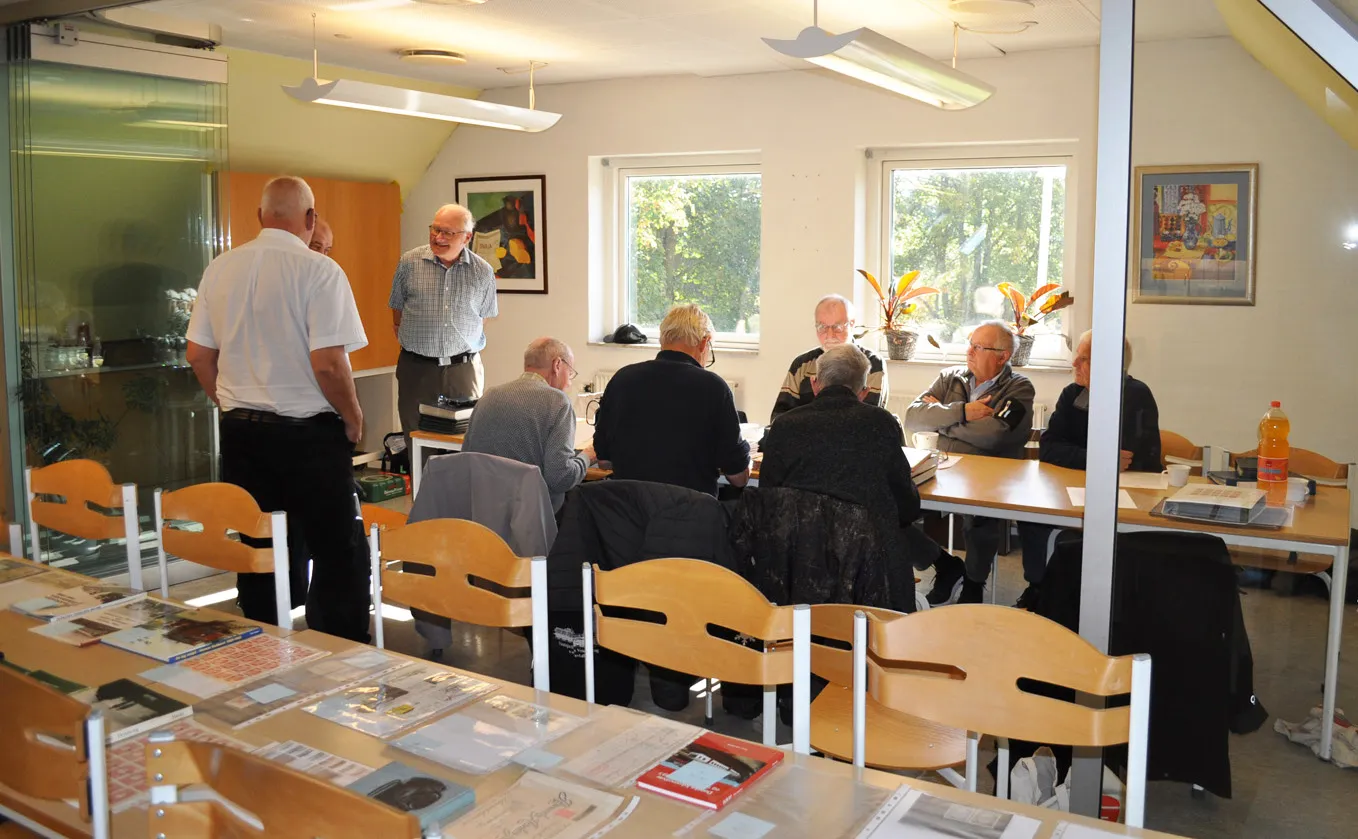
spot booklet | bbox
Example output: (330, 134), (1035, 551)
(0, 558), (46, 586)
(0, 569), (82, 610)
(71, 678), (193, 744)
(677, 765), (891, 839)
(12, 582), (147, 622)
(100, 609), (262, 663)
(302, 663), (496, 738)
(195, 649), (406, 729)
(441, 771), (627, 839)
(33, 598), (185, 647)
(854, 788), (1041, 839)
(253, 741), (377, 788)
(636, 731), (783, 811)
(392, 694), (586, 775)
(347, 760), (474, 832)
(106, 718), (255, 813)
(141, 635), (329, 698)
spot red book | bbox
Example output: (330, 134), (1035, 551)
(635, 732), (783, 810)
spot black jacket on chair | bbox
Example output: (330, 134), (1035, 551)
(1037, 531), (1266, 799)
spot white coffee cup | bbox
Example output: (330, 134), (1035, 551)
(1166, 464), (1191, 487)
(1287, 476), (1309, 503)
(913, 431), (939, 451)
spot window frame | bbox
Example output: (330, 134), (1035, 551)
(867, 146), (1079, 366)
(603, 152), (763, 350)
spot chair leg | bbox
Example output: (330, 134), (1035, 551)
(704, 679), (714, 727)
(762, 687), (776, 747)
(997, 737), (1010, 800)
(368, 526), (384, 649)
(965, 731), (980, 792)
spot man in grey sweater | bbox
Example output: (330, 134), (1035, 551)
(462, 337), (596, 512)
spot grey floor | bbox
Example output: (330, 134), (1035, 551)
(169, 542), (1358, 839)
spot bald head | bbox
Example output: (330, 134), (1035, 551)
(258, 176), (316, 242)
(524, 337), (575, 392)
(309, 218), (333, 256)
(429, 203), (475, 264)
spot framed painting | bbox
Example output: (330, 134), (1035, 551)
(1131, 164), (1258, 305)
(455, 175), (547, 294)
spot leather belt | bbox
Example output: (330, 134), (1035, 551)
(402, 348), (475, 365)
(223, 409), (338, 426)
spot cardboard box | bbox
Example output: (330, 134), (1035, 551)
(357, 473), (407, 502)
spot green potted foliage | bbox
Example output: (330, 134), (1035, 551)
(996, 282), (1074, 367)
(857, 268), (940, 361)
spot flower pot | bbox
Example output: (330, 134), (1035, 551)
(884, 329), (918, 362)
(1011, 333), (1037, 367)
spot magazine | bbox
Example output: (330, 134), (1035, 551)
(302, 663), (496, 738)
(195, 649), (406, 729)
(33, 598), (185, 647)
(11, 582), (146, 621)
(101, 609), (262, 663)
(106, 719), (255, 813)
(253, 741), (377, 788)
(347, 760), (474, 831)
(392, 694), (585, 774)
(440, 771), (627, 839)
(141, 635), (329, 698)
(636, 731), (783, 810)
(71, 678), (193, 744)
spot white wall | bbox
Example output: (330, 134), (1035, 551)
(407, 36), (1358, 463)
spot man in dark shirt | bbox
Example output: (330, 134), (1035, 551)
(1017, 330), (1161, 609)
(593, 303), (751, 495)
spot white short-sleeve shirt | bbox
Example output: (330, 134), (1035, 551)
(187, 228), (368, 418)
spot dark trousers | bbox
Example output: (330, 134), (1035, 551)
(1017, 523), (1059, 585)
(961, 515), (1003, 583)
(396, 349), (483, 453)
(220, 412), (371, 642)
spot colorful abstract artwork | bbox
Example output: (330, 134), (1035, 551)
(456, 175), (547, 294)
(1132, 164), (1258, 305)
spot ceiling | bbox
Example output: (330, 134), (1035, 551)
(131, 0), (1232, 90)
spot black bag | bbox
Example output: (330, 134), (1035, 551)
(381, 432), (409, 475)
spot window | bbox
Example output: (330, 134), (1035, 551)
(879, 157), (1072, 362)
(606, 155), (761, 346)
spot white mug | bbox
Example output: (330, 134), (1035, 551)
(1287, 477), (1309, 503)
(913, 431), (939, 451)
(1165, 464), (1191, 487)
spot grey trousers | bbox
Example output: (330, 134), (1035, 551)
(396, 349), (484, 446)
(962, 515), (1003, 583)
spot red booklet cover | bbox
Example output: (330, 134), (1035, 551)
(636, 732), (783, 810)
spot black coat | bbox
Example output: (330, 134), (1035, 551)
(1040, 378), (1161, 472)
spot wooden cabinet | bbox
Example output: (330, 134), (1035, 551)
(226, 172), (401, 372)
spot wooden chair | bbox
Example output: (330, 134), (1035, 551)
(0, 666), (110, 839)
(807, 604), (968, 774)
(145, 732), (419, 839)
(154, 484), (292, 630)
(1160, 430), (1210, 475)
(582, 558), (812, 753)
(25, 460), (142, 590)
(369, 519), (549, 691)
(852, 605), (1151, 828)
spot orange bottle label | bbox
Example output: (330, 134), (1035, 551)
(1258, 456), (1287, 483)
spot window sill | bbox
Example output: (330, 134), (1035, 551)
(586, 341), (759, 356)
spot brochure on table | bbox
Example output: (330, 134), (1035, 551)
(393, 694), (585, 774)
(34, 599), (184, 647)
(142, 635), (330, 699)
(71, 678), (192, 744)
(854, 788), (1041, 839)
(347, 760), (475, 832)
(678, 765), (891, 839)
(196, 649), (406, 729)
(560, 711), (702, 789)
(303, 663), (497, 738)
(442, 771), (630, 839)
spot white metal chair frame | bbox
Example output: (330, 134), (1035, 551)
(580, 561), (813, 754)
(368, 524), (551, 693)
(849, 610), (1152, 828)
(24, 466), (142, 591)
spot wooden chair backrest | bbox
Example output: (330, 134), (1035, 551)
(159, 484), (275, 576)
(867, 604), (1134, 747)
(1230, 447), (1349, 481)
(29, 459), (126, 541)
(0, 666), (92, 819)
(146, 739), (419, 839)
(593, 559), (795, 686)
(362, 504), (408, 534)
(379, 519), (533, 628)
(809, 603), (908, 687)
(1159, 431), (1203, 470)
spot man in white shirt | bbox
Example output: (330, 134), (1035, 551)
(186, 176), (371, 641)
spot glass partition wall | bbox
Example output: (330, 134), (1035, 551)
(4, 57), (226, 578)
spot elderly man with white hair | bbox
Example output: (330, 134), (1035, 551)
(905, 319), (1036, 604)
(389, 202), (498, 451)
(770, 293), (889, 423)
(187, 175), (370, 640)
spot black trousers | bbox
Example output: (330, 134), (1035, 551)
(220, 412), (371, 642)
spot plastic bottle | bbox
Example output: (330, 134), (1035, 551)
(1257, 401), (1290, 507)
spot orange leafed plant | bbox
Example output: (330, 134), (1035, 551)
(857, 269), (940, 331)
(997, 282), (1073, 335)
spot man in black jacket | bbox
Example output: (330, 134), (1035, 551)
(1017, 330), (1161, 608)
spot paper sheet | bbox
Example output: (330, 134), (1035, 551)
(855, 789), (1040, 839)
(560, 713), (701, 788)
(442, 771), (627, 839)
(139, 664), (230, 699)
(1066, 488), (1137, 510)
(1118, 472), (1169, 491)
(253, 741), (376, 788)
(678, 764), (890, 839)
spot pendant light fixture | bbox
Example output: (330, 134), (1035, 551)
(763, 1), (994, 110)
(282, 14), (561, 132)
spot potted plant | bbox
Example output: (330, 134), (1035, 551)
(857, 269), (940, 361)
(996, 282), (1074, 367)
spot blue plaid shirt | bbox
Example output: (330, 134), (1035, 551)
(389, 244), (497, 358)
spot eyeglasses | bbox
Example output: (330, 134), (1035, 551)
(429, 225), (470, 240)
(815, 321), (850, 334)
(968, 342), (1007, 354)
(308, 241), (332, 256)
(559, 357), (579, 381)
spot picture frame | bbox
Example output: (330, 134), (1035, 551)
(455, 175), (547, 294)
(1130, 163), (1258, 305)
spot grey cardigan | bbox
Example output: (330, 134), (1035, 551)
(904, 364), (1035, 459)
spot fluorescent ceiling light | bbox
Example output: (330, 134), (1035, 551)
(763, 26), (994, 110)
(283, 77), (561, 132)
